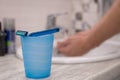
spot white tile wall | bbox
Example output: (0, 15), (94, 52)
(0, 0), (72, 31)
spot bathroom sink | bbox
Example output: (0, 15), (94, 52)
(16, 39), (120, 64)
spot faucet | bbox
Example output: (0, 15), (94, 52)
(46, 14), (56, 29)
(46, 12), (68, 29)
(46, 13), (69, 39)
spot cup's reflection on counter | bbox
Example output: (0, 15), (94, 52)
(21, 34), (54, 79)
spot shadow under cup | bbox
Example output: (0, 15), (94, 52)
(21, 34), (54, 79)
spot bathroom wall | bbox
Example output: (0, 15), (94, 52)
(71, 0), (99, 31)
(0, 0), (72, 31)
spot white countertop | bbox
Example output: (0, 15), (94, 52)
(0, 54), (120, 80)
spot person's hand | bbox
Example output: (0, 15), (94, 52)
(57, 30), (94, 56)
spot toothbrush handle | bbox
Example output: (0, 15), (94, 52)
(29, 28), (60, 36)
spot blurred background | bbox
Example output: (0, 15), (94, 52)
(0, 0), (120, 56)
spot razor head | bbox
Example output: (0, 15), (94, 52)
(16, 30), (28, 36)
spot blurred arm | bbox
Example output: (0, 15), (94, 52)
(89, 0), (120, 47)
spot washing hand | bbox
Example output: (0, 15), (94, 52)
(57, 30), (94, 56)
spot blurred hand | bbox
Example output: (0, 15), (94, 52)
(57, 30), (94, 56)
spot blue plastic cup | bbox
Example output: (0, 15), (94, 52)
(20, 34), (54, 79)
